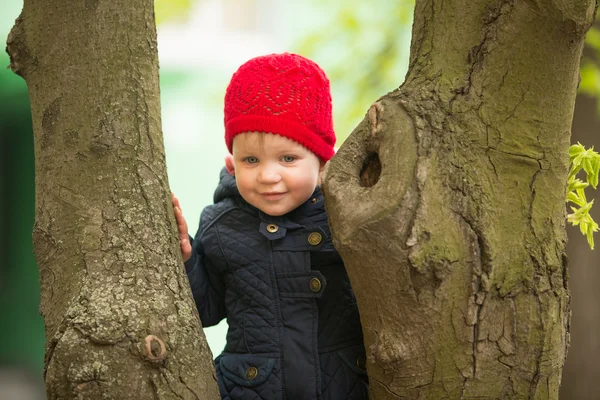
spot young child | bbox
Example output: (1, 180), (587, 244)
(173, 53), (368, 400)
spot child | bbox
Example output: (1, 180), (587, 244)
(173, 53), (368, 400)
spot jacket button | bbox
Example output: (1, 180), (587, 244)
(310, 197), (318, 204)
(246, 366), (258, 380)
(266, 224), (279, 233)
(310, 277), (322, 293)
(308, 232), (322, 245)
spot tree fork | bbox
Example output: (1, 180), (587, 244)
(6, 0), (220, 398)
(324, 0), (597, 399)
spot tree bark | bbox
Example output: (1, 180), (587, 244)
(324, 1), (597, 399)
(6, 1), (219, 398)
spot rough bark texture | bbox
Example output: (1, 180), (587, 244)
(324, 1), (597, 399)
(6, 1), (220, 398)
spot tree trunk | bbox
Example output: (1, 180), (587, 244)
(324, 1), (596, 399)
(6, 1), (219, 398)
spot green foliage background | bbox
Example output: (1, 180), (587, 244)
(294, 0), (414, 141)
(580, 26), (600, 112)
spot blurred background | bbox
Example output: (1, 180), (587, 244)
(0, 0), (597, 398)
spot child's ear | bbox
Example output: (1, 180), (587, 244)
(225, 154), (235, 176)
(317, 160), (326, 185)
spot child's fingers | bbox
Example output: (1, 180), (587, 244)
(172, 192), (181, 208)
(175, 207), (192, 261)
(180, 235), (192, 262)
(174, 207), (188, 235)
(171, 194), (186, 228)
(172, 193), (192, 261)
(180, 234), (191, 251)
(172, 196), (189, 237)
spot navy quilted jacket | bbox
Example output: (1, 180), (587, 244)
(185, 169), (368, 400)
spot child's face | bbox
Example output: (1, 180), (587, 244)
(232, 132), (324, 216)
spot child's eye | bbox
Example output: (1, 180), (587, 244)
(281, 155), (296, 163)
(243, 156), (259, 164)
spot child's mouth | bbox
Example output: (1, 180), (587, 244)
(261, 192), (286, 201)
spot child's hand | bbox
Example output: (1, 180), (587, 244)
(172, 193), (192, 262)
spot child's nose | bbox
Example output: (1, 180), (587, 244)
(257, 164), (282, 183)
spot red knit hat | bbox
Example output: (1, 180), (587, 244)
(224, 53), (336, 161)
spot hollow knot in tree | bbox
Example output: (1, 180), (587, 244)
(143, 335), (167, 363)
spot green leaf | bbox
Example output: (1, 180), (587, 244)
(592, 160), (600, 189)
(592, 220), (600, 233)
(584, 156), (595, 178)
(567, 142), (599, 249)
(568, 165), (582, 181)
(582, 198), (594, 213)
(568, 178), (589, 191)
(590, 171), (599, 190)
(576, 187), (588, 203)
(570, 143), (585, 162)
(581, 221), (589, 235)
(572, 152), (585, 168)
(587, 224), (596, 250)
(567, 191), (586, 207)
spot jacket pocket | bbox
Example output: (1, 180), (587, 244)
(216, 353), (279, 399)
(320, 345), (369, 400)
(337, 344), (368, 376)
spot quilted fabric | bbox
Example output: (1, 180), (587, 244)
(185, 169), (368, 399)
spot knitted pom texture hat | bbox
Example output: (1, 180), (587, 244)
(224, 53), (336, 161)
